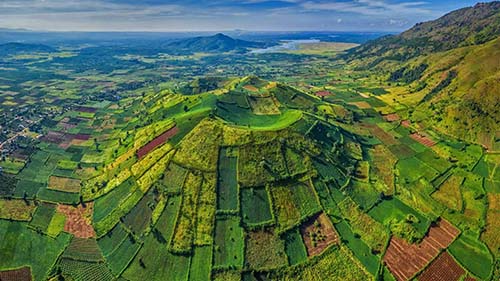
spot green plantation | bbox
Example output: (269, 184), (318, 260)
(0, 73), (496, 281)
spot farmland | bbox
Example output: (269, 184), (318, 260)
(0, 16), (498, 281)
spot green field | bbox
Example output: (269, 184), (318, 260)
(241, 187), (274, 226)
(335, 221), (380, 276)
(283, 228), (308, 265)
(217, 147), (239, 211)
(0, 220), (71, 281)
(213, 216), (244, 269)
(448, 232), (494, 279)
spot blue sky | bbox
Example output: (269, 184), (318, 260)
(0, 0), (494, 32)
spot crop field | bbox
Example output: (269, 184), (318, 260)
(241, 187), (274, 226)
(368, 197), (430, 239)
(244, 229), (288, 270)
(59, 258), (115, 281)
(0, 267), (32, 281)
(62, 237), (104, 262)
(334, 220), (380, 275)
(269, 246), (371, 280)
(136, 126), (178, 159)
(217, 147), (239, 211)
(300, 212), (339, 257)
(417, 251), (466, 281)
(290, 182), (322, 218)
(0, 220), (71, 281)
(189, 246), (213, 281)
(123, 190), (157, 235)
(247, 95), (281, 115)
(270, 185), (301, 232)
(29, 203), (56, 232)
(481, 193), (500, 257)
(0, 199), (37, 221)
(283, 228), (308, 265)
(171, 171), (203, 253)
(195, 173), (217, 246)
(410, 133), (437, 147)
(238, 139), (287, 187)
(123, 196), (191, 281)
(396, 157), (439, 183)
(383, 219), (460, 281)
(213, 216), (244, 269)
(431, 174), (464, 210)
(338, 197), (388, 253)
(448, 232), (493, 280)
(93, 177), (136, 223)
(311, 180), (341, 217)
(58, 202), (96, 238)
(163, 162), (188, 193)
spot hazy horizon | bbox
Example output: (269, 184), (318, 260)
(0, 0), (495, 33)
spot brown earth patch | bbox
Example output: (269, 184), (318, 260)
(401, 120), (411, 128)
(383, 219), (460, 281)
(383, 113), (400, 122)
(417, 251), (465, 281)
(0, 267), (32, 281)
(57, 202), (95, 238)
(315, 91), (332, 97)
(243, 85), (259, 92)
(300, 212), (339, 257)
(410, 133), (436, 147)
(360, 123), (398, 145)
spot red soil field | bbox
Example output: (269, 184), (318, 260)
(384, 113), (400, 122)
(58, 121), (77, 131)
(0, 267), (32, 281)
(136, 126), (179, 159)
(383, 219), (460, 281)
(360, 123), (398, 145)
(300, 212), (339, 256)
(417, 251), (465, 281)
(57, 202), (95, 239)
(75, 106), (97, 113)
(40, 131), (65, 144)
(315, 91), (332, 97)
(401, 120), (411, 128)
(74, 134), (91, 141)
(410, 133), (436, 147)
(243, 85), (259, 92)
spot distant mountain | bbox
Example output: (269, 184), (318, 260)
(164, 33), (268, 53)
(0, 42), (56, 55)
(349, 2), (500, 61)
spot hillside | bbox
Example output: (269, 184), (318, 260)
(348, 1), (500, 62)
(164, 33), (268, 53)
(346, 1), (500, 149)
(395, 37), (500, 149)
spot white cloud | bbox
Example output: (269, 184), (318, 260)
(301, 0), (432, 16)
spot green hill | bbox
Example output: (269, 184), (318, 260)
(346, 1), (500, 149)
(164, 33), (268, 53)
(0, 42), (56, 55)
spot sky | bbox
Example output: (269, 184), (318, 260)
(0, 0), (494, 32)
